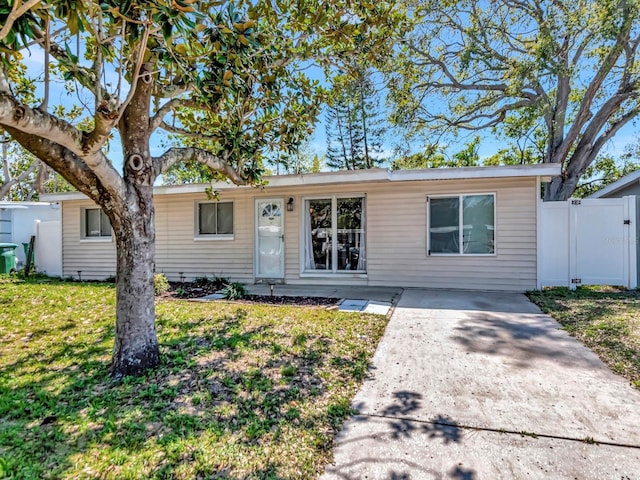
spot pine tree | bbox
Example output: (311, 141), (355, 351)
(325, 69), (386, 170)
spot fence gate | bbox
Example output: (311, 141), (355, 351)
(538, 197), (637, 289)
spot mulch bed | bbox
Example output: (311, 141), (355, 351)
(162, 281), (338, 306)
(240, 295), (338, 306)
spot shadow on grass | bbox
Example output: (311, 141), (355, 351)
(527, 287), (640, 388)
(527, 287), (640, 323)
(0, 299), (380, 479)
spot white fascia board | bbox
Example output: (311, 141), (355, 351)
(389, 163), (562, 182)
(40, 192), (88, 202)
(588, 169), (640, 198)
(153, 168), (390, 195)
(0, 200), (59, 207)
(40, 169), (390, 201)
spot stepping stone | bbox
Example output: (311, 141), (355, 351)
(362, 301), (391, 315)
(199, 293), (226, 300)
(339, 299), (369, 312)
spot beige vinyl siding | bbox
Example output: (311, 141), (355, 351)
(365, 178), (537, 291)
(154, 193), (254, 281)
(62, 201), (116, 280)
(59, 176), (538, 291)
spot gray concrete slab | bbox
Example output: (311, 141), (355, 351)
(323, 288), (640, 479)
(245, 284), (402, 303)
(324, 416), (640, 480)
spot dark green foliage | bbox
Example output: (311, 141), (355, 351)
(574, 153), (640, 198)
(221, 281), (247, 300)
(391, 139), (481, 170)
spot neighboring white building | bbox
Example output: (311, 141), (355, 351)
(0, 201), (62, 274)
(588, 170), (640, 199)
(42, 164), (561, 292)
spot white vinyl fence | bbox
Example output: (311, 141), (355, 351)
(538, 196), (637, 289)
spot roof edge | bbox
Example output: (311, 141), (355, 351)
(389, 163), (561, 181)
(41, 164), (562, 202)
(588, 169), (640, 198)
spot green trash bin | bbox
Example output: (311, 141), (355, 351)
(0, 243), (19, 274)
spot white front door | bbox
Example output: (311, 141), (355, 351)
(255, 198), (285, 279)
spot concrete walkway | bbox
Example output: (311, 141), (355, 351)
(322, 289), (640, 480)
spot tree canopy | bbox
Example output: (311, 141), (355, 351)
(0, 0), (404, 377)
(325, 68), (387, 170)
(389, 0), (640, 200)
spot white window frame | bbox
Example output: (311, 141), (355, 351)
(300, 194), (367, 276)
(81, 207), (112, 242)
(427, 193), (496, 256)
(194, 201), (234, 241)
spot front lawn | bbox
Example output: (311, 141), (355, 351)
(0, 276), (387, 479)
(528, 286), (640, 389)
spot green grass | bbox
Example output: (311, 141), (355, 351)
(0, 275), (388, 479)
(528, 286), (640, 390)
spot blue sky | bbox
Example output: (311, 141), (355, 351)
(19, 44), (639, 175)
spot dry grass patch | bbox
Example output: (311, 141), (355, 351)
(0, 276), (387, 479)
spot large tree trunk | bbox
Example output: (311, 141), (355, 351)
(544, 174), (578, 202)
(110, 184), (160, 378)
(111, 63), (159, 378)
(544, 149), (592, 201)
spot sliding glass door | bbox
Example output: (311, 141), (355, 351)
(304, 196), (366, 273)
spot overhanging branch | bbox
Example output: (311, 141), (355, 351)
(0, 94), (124, 199)
(159, 121), (221, 142)
(0, 93), (85, 154)
(149, 98), (213, 132)
(153, 147), (246, 185)
(30, 26), (107, 99)
(4, 126), (121, 209)
(0, 159), (38, 199)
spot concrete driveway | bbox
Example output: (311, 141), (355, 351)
(322, 289), (640, 480)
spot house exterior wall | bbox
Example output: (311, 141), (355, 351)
(62, 201), (117, 279)
(364, 178), (537, 291)
(61, 176), (538, 291)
